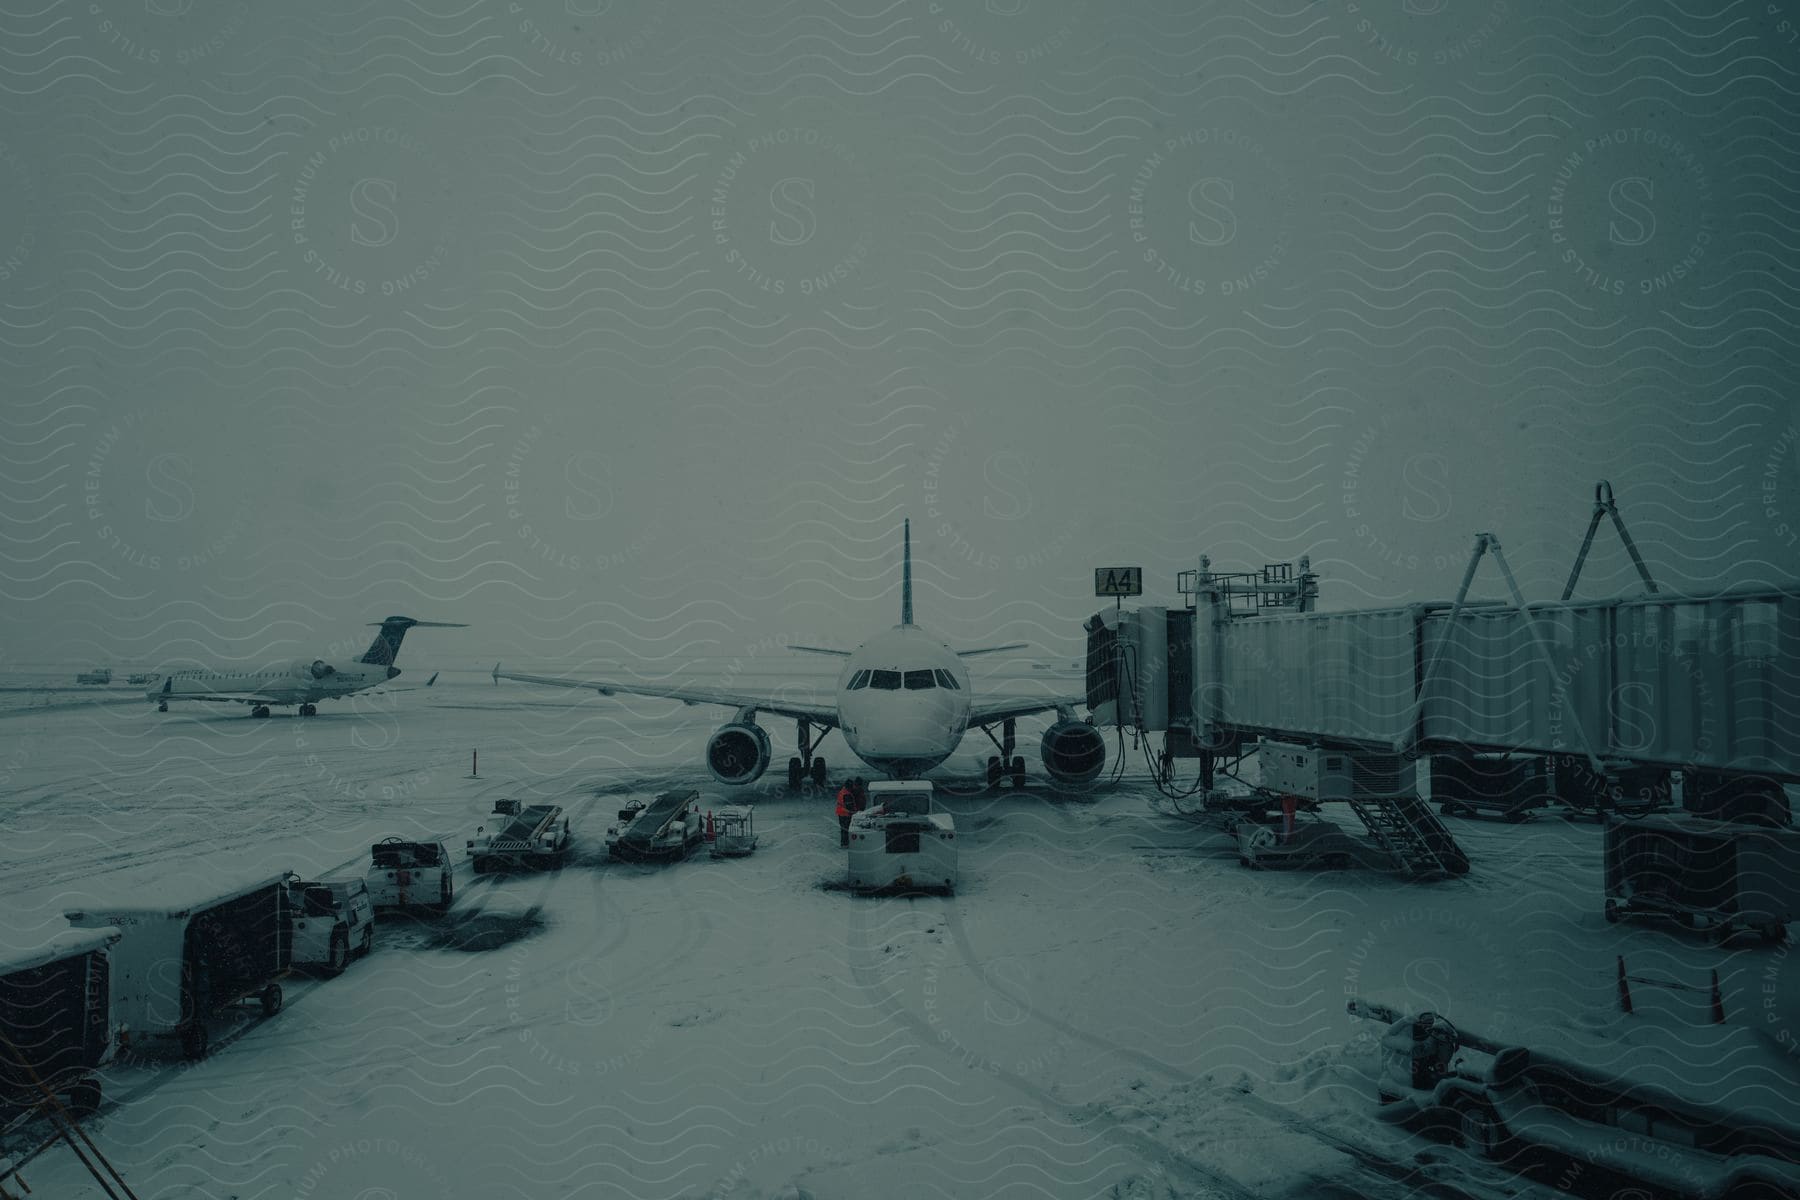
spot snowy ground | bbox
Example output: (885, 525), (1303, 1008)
(3, 670), (1797, 1199)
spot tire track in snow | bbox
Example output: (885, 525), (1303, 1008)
(844, 892), (1252, 1200)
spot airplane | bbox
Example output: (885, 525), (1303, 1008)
(494, 521), (1108, 791)
(147, 616), (465, 718)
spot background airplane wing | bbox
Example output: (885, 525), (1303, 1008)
(494, 666), (839, 728)
(964, 697), (1083, 728)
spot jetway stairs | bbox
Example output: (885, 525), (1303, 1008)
(1345, 794), (1469, 879)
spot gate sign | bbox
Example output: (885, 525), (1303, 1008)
(1094, 567), (1143, 597)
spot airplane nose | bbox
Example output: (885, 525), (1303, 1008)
(387, 666), (401, 679)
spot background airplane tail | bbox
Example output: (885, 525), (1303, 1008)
(901, 518), (913, 627)
(359, 617), (467, 666)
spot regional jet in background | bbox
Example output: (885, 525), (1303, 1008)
(148, 616), (465, 717)
(495, 521), (1107, 790)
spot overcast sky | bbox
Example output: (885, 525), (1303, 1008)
(1, 1), (1795, 668)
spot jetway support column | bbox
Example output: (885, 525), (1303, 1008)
(1190, 555), (1227, 752)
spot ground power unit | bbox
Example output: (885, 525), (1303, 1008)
(1260, 742), (1416, 801)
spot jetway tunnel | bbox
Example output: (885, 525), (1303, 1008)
(1089, 582), (1799, 784)
(1087, 559), (1800, 871)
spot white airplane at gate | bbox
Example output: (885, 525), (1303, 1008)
(495, 521), (1107, 790)
(148, 616), (464, 718)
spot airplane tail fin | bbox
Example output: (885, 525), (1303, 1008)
(901, 518), (913, 627)
(358, 617), (468, 667)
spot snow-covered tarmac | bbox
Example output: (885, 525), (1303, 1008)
(3, 671), (1797, 1199)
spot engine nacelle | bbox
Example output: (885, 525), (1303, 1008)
(1041, 718), (1107, 788)
(706, 722), (770, 785)
(309, 659), (335, 680)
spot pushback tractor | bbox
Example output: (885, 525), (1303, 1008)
(848, 781), (956, 894)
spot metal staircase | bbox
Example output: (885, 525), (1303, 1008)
(1346, 793), (1471, 879)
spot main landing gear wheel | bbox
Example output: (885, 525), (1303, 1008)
(1011, 755), (1026, 788)
(987, 756), (1003, 790)
(810, 756), (827, 787)
(299, 703), (316, 717)
(251, 705), (271, 719)
(787, 757), (804, 790)
(157, 702), (168, 712)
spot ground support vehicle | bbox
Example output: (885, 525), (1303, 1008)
(1348, 998), (1800, 1199)
(848, 781), (956, 894)
(469, 800), (572, 874)
(367, 837), (454, 913)
(607, 790), (704, 863)
(284, 876), (373, 975)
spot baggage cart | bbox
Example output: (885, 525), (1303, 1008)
(0, 927), (120, 1119)
(65, 872), (291, 1060)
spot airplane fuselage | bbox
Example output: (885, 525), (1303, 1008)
(833, 625), (972, 778)
(148, 657), (399, 706)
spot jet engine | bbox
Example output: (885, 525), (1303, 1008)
(309, 659), (336, 680)
(706, 722), (770, 785)
(1041, 718), (1107, 787)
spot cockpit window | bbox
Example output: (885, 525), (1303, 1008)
(933, 669), (960, 690)
(868, 670), (902, 690)
(846, 669), (871, 690)
(903, 669), (936, 690)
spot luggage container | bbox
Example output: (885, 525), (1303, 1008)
(0, 927), (120, 1118)
(65, 873), (290, 1060)
(469, 799), (572, 873)
(847, 781), (956, 895)
(367, 837), (455, 912)
(607, 789), (703, 863)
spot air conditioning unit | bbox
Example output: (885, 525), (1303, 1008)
(1261, 742), (1415, 801)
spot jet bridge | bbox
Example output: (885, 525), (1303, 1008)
(1092, 564), (1798, 782)
(1089, 538), (1799, 875)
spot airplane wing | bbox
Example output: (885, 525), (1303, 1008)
(954, 643), (1028, 657)
(965, 697), (1083, 728)
(494, 666), (839, 728)
(370, 671), (439, 693)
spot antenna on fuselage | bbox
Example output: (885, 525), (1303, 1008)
(901, 518), (913, 627)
